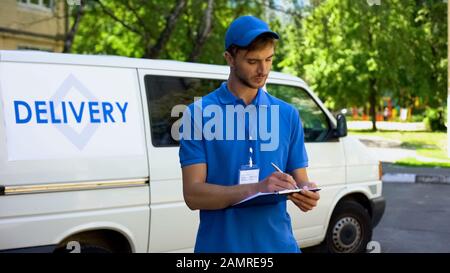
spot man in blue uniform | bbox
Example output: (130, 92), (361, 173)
(179, 15), (320, 253)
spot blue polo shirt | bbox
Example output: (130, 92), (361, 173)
(179, 82), (308, 253)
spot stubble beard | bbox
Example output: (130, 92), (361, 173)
(233, 67), (265, 90)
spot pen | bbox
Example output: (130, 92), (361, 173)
(270, 162), (283, 173)
(271, 162), (299, 190)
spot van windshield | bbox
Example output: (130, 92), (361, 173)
(266, 84), (330, 142)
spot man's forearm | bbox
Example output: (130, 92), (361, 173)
(184, 182), (260, 210)
(291, 168), (309, 187)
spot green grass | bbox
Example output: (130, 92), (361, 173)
(416, 148), (449, 161)
(395, 157), (450, 168)
(349, 130), (446, 149)
(349, 130), (449, 167)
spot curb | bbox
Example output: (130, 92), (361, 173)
(381, 162), (450, 184)
(382, 173), (450, 184)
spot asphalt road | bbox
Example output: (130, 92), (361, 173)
(372, 182), (450, 253)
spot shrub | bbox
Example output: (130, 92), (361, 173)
(423, 107), (446, 132)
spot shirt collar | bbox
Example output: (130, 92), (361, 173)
(217, 82), (270, 106)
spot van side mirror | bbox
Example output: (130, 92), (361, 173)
(334, 113), (347, 138)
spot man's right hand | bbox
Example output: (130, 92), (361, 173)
(257, 172), (297, 193)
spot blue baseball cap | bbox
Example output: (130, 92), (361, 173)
(225, 15), (279, 51)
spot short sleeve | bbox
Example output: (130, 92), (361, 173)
(179, 104), (207, 167)
(285, 107), (309, 172)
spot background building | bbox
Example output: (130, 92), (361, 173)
(0, 0), (66, 52)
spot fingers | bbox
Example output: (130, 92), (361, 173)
(289, 192), (318, 209)
(294, 192), (318, 207)
(272, 172), (297, 188)
(267, 182), (294, 192)
(267, 183), (293, 193)
(288, 196), (311, 212)
(262, 177), (294, 192)
(272, 172), (294, 183)
(300, 187), (320, 201)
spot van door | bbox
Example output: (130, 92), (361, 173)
(267, 83), (347, 242)
(137, 70), (226, 252)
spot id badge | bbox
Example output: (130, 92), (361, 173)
(239, 164), (260, 185)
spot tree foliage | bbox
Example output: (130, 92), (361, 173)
(71, 0), (265, 63)
(68, 0), (448, 131)
(279, 0), (447, 130)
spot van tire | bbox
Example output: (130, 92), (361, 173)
(322, 200), (372, 253)
(78, 244), (112, 253)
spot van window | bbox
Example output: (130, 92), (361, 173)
(144, 75), (222, 147)
(267, 84), (330, 142)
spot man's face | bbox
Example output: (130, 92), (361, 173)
(229, 44), (274, 89)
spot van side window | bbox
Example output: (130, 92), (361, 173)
(144, 75), (221, 147)
(267, 84), (330, 142)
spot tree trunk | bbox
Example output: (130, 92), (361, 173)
(369, 77), (377, 131)
(367, 14), (378, 131)
(63, 2), (84, 53)
(144, 0), (187, 59)
(188, 0), (214, 62)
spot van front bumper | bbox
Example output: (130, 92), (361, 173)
(370, 196), (386, 228)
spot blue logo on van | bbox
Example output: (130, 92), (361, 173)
(50, 74), (100, 150)
(13, 74), (128, 150)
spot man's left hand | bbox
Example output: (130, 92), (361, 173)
(287, 182), (320, 212)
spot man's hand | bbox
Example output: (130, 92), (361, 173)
(288, 182), (320, 212)
(258, 172), (297, 193)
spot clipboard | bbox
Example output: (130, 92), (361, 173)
(231, 188), (321, 208)
(232, 192), (287, 208)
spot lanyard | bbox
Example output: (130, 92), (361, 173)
(248, 135), (257, 167)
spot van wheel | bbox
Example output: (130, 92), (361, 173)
(322, 200), (372, 253)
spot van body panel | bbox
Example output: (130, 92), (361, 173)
(0, 186), (149, 251)
(289, 183), (346, 242)
(148, 202), (198, 252)
(288, 141), (346, 239)
(0, 61), (148, 186)
(342, 137), (380, 183)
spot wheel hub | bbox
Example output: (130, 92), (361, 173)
(332, 216), (362, 252)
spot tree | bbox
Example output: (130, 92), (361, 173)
(187, 0), (214, 62)
(279, 0), (447, 131)
(71, 0), (266, 63)
(63, 1), (85, 53)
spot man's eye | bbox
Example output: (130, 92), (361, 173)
(248, 61), (256, 64)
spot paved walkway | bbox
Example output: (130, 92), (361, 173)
(348, 121), (426, 131)
(350, 134), (450, 182)
(353, 135), (450, 164)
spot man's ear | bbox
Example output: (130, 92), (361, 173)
(223, 51), (234, 68)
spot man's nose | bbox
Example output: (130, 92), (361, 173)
(257, 62), (269, 75)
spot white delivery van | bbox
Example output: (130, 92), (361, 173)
(0, 50), (385, 253)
